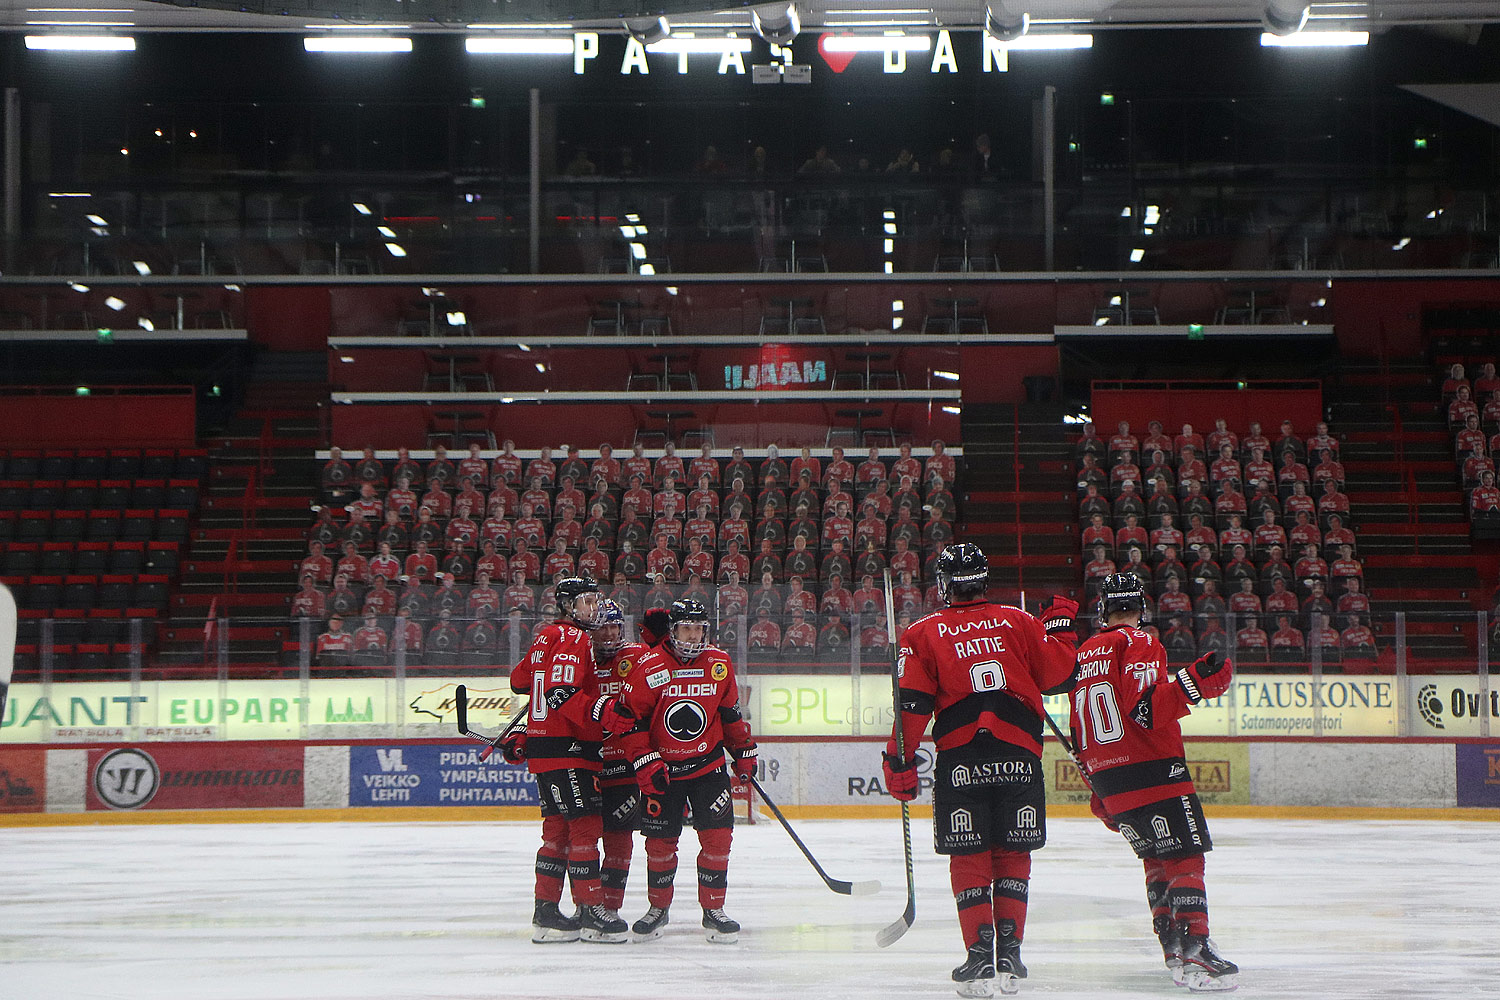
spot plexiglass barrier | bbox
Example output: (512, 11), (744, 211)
(3, 606), (1494, 743)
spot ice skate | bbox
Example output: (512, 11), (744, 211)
(951, 941), (997, 998)
(632, 906), (670, 942)
(1154, 914), (1185, 985)
(702, 907), (740, 943)
(531, 900), (580, 944)
(578, 904), (629, 944)
(995, 924), (1026, 995)
(1180, 933), (1238, 992)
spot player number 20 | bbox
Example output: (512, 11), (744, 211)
(968, 659), (1006, 692)
(1077, 682), (1124, 749)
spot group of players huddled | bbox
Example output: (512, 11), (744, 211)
(504, 542), (1237, 996)
(505, 578), (756, 945)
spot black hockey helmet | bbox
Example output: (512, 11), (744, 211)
(667, 598), (712, 660)
(1097, 572), (1147, 626)
(555, 576), (602, 628)
(934, 542), (989, 605)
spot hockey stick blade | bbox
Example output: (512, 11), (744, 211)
(749, 774), (881, 896)
(454, 684), (470, 737)
(876, 888), (916, 948)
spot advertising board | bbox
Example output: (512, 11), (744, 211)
(348, 745), (537, 807)
(84, 744), (304, 810)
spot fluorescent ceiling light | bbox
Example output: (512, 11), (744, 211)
(941, 406), (961, 415)
(1129, 248), (1146, 262)
(670, 21), (750, 28)
(466, 37), (573, 54)
(28, 7), (132, 11)
(824, 20), (930, 27)
(352, 202), (372, 215)
(629, 242), (647, 259)
(69, 282), (90, 293)
(822, 33), (930, 52)
(304, 36), (412, 52)
(85, 213), (107, 225)
(27, 20), (133, 26)
(131, 260), (151, 275)
(25, 34), (134, 50)
(646, 37), (753, 53)
(137, 317), (154, 331)
(377, 225), (396, 238)
(49, 192), (92, 197)
(1260, 30), (1367, 47)
(104, 296), (125, 310)
(638, 263), (657, 275)
(933, 370), (959, 381)
(468, 22), (571, 29)
(997, 34), (1092, 50)
(385, 242), (408, 257)
(836, 7), (930, 13)
(304, 22), (410, 28)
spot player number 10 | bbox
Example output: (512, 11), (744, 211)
(1076, 682), (1123, 750)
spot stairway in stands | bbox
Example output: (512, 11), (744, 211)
(155, 352), (327, 675)
(1329, 359), (1481, 668)
(958, 402), (1076, 607)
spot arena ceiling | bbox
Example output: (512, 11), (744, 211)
(4, 0), (1500, 36)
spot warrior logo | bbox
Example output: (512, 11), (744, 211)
(94, 748), (159, 810)
(1016, 805), (1037, 829)
(1152, 814), (1171, 840)
(664, 700), (708, 742)
(950, 808), (974, 834)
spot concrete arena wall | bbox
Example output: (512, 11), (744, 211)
(3, 738), (1497, 823)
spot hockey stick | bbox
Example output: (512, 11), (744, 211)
(876, 568), (917, 948)
(748, 773), (881, 896)
(1039, 705), (1094, 788)
(0, 583), (14, 726)
(454, 683), (527, 762)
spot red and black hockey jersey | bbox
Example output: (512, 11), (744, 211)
(893, 599), (1076, 758)
(619, 643), (748, 781)
(509, 619), (602, 773)
(1067, 624), (1200, 814)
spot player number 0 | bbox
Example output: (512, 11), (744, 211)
(969, 659), (1006, 692)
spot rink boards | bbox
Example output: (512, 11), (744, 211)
(1, 736), (1497, 822)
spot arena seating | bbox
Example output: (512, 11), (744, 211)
(288, 442), (960, 671)
(1074, 417), (1373, 668)
(2, 448), (205, 678)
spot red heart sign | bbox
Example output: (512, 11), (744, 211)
(817, 34), (855, 73)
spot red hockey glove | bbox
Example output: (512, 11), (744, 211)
(731, 743), (758, 784)
(498, 727), (527, 765)
(1040, 595), (1080, 642)
(593, 696), (637, 737)
(1176, 650), (1233, 704)
(882, 739), (920, 802)
(1089, 790), (1119, 832)
(633, 751), (670, 795)
(640, 609), (672, 648)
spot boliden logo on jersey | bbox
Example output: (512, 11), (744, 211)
(711, 661), (729, 682)
(665, 682), (718, 698)
(951, 759), (1033, 787)
(664, 700), (709, 741)
(646, 668), (671, 689)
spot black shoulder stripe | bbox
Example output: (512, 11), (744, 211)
(545, 685), (579, 711)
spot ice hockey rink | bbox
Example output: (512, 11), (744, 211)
(1, 814), (1494, 1000)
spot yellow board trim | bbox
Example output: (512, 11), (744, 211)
(2, 803), (1498, 828)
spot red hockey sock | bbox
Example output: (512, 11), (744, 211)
(601, 830), (634, 911)
(1160, 854), (1209, 936)
(565, 814), (604, 907)
(645, 836), (679, 909)
(989, 849), (1031, 941)
(696, 826), (733, 909)
(1143, 857), (1171, 926)
(949, 852), (994, 950)
(534, 814), (568, 904)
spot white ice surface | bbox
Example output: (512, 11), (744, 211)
(1, 816), (1496, 999)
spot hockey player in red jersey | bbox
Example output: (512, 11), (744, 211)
(507, 576), (631, 945)
(881, 542), (1080, 997)
(589, 599), (647, 912)
(1062, 573), (1238, 992)
(607, 599), (757, 944)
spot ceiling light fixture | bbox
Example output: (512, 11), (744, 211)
(466, 37), (574, 54)
(1260, 29), (1367, 46)
(24, 34), (134, 50)
(303, 36), (412, 53)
